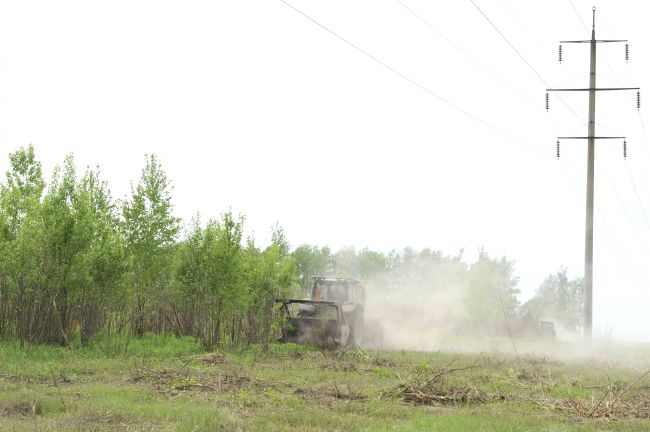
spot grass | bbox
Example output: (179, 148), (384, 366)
(1, 336), (650, 431)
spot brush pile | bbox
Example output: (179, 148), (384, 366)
(126, 358), (256, 395)
(384, 361), (485, 406)
(530, 370), (650, 419)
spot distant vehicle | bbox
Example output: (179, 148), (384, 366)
(539, 320), (556, 339)
(277, 277), (366, 348)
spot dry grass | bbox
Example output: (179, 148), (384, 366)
(383, 360), (490, 406)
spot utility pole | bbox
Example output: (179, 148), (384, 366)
(547, 7), (639, 342)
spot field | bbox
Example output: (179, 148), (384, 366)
(2, 336), (650, 431)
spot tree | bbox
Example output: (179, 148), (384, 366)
(75, 167), (126, 344)
(246, 224), (298, 346)
(292, 245), (332, 293)
(202, 212), (246, 346)
(0, 144), (45, 238)
(521, 268), (583, 332)
(465, 249), (520, 332)
(0, 145), (46, 343)
(122, 154), (180, 335)
(332, 246), (359, 277)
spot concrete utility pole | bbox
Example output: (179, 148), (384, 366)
(547, 7), (639, 342)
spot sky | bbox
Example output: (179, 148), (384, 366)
(1, 0), (649, 340)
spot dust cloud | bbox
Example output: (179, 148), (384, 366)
(359, 273), (649, 367)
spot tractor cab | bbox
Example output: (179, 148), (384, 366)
(310, 277), (365, 305)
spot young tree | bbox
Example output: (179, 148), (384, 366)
(0, 144), (45, 238)
(75, 167), (126, 345)
(0, 145), (46, 343)
(122, 154), (180, 335)
(245, 225), (298, 346)
(465, 249), (520, 332)
(200, 212), (246, 347)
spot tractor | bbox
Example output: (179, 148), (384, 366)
(277, 277), (366, 348)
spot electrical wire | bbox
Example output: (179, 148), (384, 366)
(279, 0), (551, 157)
(625, 164), (650, 230)
(565, 157), (648, 276)
(558, 161), (646, 293)
(468, 0), (587, 126)
(396, 0), (534, 105)
(567, 0), (588, 32)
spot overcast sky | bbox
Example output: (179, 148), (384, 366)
(1, 0), (649, 340)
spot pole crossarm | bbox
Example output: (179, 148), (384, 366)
(560, 39), (627, 43)
(547, 87), (639, 92)
(557, 136), (625, 140)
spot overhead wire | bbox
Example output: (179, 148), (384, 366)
(279, 0), (551, 158)
(395, 0), (534, 105)
(468, 0), (587, 126)
(558, 160), (646, 293)
(624, 164), (650, 230)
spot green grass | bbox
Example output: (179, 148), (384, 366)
(1, 337), (650, 431)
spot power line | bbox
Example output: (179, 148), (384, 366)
(279, 0), (550, 157)
(469, 0), (587, 126)
(469, 0), (547, 86)
(561, 159), (642, 275)
(558, 161), (646, 294)
(396, 0), (533, 105)
(606, 170), (639, 232)
(638, 111), (650, 159)
(567, 0), (588, 32)
(624, 163), (650, 230)
(632, 112), (650, 216)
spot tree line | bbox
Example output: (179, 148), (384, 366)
(0, 146), (583, 349)
(294, 245), (584, 336)
(0, 146), (296, 349)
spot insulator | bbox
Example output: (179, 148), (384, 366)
(556, 140), (560, 159)
(625, 43), (629, 62)
(545, 92), (549, 111)
(559, 44), (563, 63)
(623, 140), (627, 160)
(637, 91), (641, 110)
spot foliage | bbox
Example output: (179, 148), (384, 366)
(123, 153), (180, 336)
(0, 145), (577, 347)
(465, 249), (520, 330)
(521, 267), (584, 332)
(0, 148), (298, 347)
